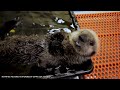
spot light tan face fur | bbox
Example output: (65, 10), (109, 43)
(69, 29), (99, 57)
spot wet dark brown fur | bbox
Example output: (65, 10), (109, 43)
(0, 29), (99, 75)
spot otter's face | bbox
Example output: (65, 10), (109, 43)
(70, 30), (99, 57)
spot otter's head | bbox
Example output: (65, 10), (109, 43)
(69, 29), (99, 57)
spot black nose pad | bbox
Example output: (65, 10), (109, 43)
(91, 51), (96, 56)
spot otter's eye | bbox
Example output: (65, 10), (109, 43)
(79, 36), (84, 42)
(90, 41), (94, 46)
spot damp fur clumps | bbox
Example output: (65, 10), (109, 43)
(0, 35), (46, 75)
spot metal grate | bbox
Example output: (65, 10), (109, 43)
(75, 12), (120, 79)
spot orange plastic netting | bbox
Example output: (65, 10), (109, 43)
(75, 12), (120, 79)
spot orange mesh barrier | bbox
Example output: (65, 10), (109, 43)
(75, 12), (120, 79)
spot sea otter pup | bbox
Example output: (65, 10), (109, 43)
(42, 29), (99, 73)
(0, 29), (99, 76)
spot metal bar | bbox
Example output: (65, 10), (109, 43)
(36, 62), (94, 79)
(68, 11), (80, 30)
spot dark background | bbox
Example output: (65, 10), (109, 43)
(0, 11), (74, 36)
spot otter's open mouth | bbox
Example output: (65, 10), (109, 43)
(75, 41), (81, 47)
(81, 54), (94, 57)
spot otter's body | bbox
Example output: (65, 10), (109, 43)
(0, 29), (99, 75)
